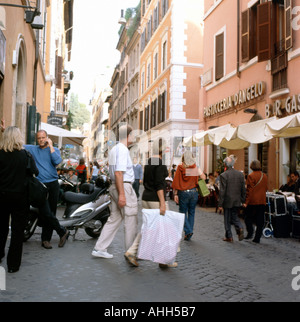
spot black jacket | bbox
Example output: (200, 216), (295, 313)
(0, 149), (39, 193)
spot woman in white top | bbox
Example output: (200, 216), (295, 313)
(91, 161), (100, 181)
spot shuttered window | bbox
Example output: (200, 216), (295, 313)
(158, 92), (166, 124)
(55, 55), (63, 89)
(285, 0), (292, 50)
(241, 6), (257, 63)
(241, 10), (250, 62)
(257, 1), (272, 62)
(150, 100), (157, 128)
(144, 106), (149, 132)
(140, 110), (144, 131)
(215, 33), (224, 81)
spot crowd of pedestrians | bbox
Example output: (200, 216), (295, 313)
(1, 120), (299, 274)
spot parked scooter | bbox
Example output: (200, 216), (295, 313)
(24, 175), (111, 241)
(58, 174), (77, 205)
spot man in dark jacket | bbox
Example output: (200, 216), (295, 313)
(218, 156), (246, 242)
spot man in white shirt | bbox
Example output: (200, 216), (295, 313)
(92, 125), (138, 259)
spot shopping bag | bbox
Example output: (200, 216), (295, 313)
(137, 209), (184, 265)
(198, 179), (210, 197)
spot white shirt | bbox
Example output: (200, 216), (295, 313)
(108, 142), (134, 183)
(92, 165), (99, 176)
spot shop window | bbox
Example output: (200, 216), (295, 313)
(290, 138), (300, 173)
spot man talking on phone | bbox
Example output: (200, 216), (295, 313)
(25, 130), (69, 249)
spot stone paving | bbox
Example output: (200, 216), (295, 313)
(1, 197), (300, 302)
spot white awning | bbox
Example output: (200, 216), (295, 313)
(264, 112), (300, 138)
(183, 118), (277, 150)
(192, 124), (250, 149)
(41, 122), (86, 147)
(237, 117), (276, 144)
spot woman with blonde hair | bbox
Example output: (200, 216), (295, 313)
(0, 126), (38, 273)
(172, 150), (206, 241)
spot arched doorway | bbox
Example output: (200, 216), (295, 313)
(12, 35), (27, 138)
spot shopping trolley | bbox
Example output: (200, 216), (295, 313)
(263, 212), (274, 238)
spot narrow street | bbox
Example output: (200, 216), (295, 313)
(1, 196), (300, 303)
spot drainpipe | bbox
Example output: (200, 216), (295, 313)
(32, 0), (40, 106)
(237, 0), (241, 78)
(32, 30), (39, 106)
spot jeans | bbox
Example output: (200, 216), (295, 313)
(39, 180), (66, 242)
(178, 188), (199, 236)
(132, 179), (140, 198)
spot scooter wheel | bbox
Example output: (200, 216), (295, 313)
(84, 227), (102, 238)
(263, 227), (273, 238)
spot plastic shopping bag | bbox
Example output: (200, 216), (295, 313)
(137, 209), (185, 265)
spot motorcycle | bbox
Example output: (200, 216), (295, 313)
(24, 175), (111, 241)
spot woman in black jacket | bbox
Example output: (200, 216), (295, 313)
(0, 126), (39, 273)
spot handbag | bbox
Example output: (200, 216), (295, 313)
(137, 209), (185, 265)
(197, 179), (210, 197)
(25, 150), (48, 208)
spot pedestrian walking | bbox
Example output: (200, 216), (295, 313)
(25, 130), (69, 249)
(92, 124), (138, 259)
(132, 157), (143, 199)
(76, 158), (87, 187)
(218, 156), (246, 242)
(91, 160), (100, 181)
(172, 150), (206, 241)
(0, 126), (39, 272)
(243, 160), (268, 243)
(124, 138), (179, 268)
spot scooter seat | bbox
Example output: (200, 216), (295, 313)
(64, 187), (104, 204)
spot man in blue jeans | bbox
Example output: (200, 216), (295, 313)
(25, 130), (69, 249)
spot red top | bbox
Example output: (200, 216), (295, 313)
(172, 164), (198, 191)
(245, 171), (268, 205)
(76, 164), (86, 174)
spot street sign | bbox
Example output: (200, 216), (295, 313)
(47, 116), (63, 127)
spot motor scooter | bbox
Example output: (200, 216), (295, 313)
(24, 176), (111, 241)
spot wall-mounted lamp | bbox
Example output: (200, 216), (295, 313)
(244, 108), (263, 122)
(244, 108), (258, 114)
(0, 3), (43, 29)
(118, 9), (126, 25)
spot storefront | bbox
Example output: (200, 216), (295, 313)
(265, 111), (300, 184)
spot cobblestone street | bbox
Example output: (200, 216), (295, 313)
(1, 197), (300, 303)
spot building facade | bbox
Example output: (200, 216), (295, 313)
(201, 0), (300, 189)
(0, 0), (49, 142)
(0, 0), (73, 143)
(138, 0), (204, 167)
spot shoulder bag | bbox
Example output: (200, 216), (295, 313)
(25, 150), (48, 208)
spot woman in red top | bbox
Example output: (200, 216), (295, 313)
(172, 151), (206, 241)
(76, 158), (87, 188)
(243, 159), (268, 243)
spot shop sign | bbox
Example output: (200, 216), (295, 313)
(265, 94), (300, 118)
(204, 82), (265, 118)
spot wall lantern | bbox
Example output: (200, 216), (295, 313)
(0, 2), (43, 29)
